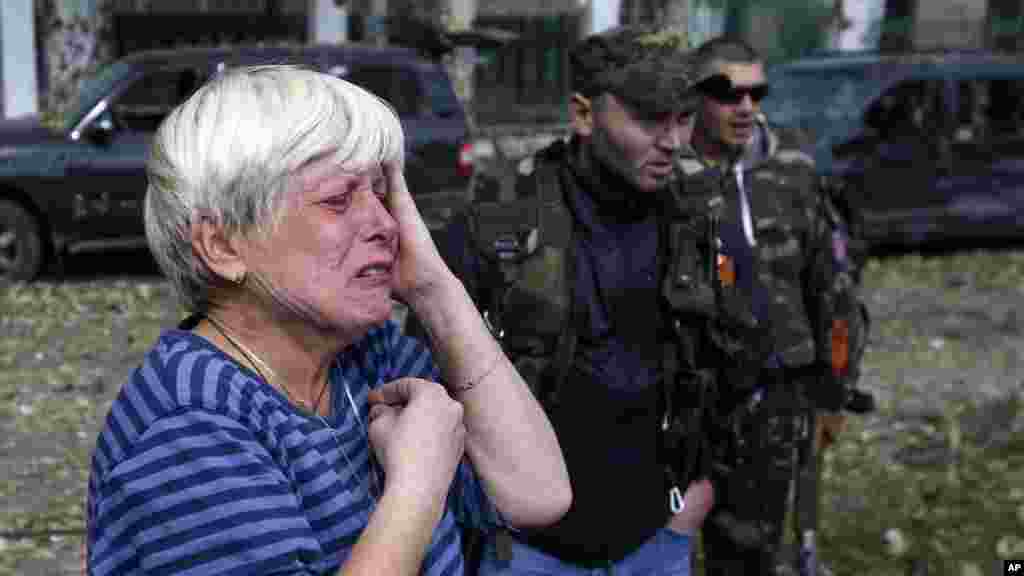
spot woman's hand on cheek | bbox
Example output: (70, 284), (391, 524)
(383, 162), (451, 304)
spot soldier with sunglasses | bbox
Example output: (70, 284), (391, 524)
(677, 37), (873, 575)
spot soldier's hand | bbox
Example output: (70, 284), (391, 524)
(815, 411), (846, 451)
(665, 478), (714, 535)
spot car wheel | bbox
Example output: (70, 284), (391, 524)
(0, 198), (44, 281)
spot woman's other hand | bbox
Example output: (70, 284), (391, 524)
(367, 378), (466, 502)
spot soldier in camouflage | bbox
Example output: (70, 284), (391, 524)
(676, 37), (870, 575)
(429, 24), (716, 576)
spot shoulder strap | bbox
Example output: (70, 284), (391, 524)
(541, 161), (577, 408)
(466, 157), (576, 409)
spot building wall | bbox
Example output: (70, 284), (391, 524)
(838, 0), (885, 50)
(0, 0), (39, 117)
(913, 0), (987, 48)
(309, 0), (348, 44)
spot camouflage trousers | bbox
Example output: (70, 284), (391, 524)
(702, 378), (803, 576)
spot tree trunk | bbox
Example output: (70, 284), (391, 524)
(662, 0), (689, 43)
(37, 0), (116, 117)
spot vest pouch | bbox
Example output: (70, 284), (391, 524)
(500, 244), (570, 349)
(711, 279), (771, 398)
(756, 219), (802, 274)
(662, 221), (716, 318)
(470, 197), (573, 370)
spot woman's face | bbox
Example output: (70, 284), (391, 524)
(245, 155), (399, 339)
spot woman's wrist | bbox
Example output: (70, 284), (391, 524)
(405, 270), (468, 334)
(449, 352), (504, 396)
(382, 475), (449, 525)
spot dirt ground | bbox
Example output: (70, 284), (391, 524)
(1, 244), (1022, 575)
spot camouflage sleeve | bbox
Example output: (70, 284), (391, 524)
(803, 176), (868, 411)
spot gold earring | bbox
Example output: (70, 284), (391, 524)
(233, 270), (247, 285)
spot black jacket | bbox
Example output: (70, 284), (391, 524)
(437, 138), (676, 565)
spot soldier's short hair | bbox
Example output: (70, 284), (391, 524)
(692, 36), (762, 81)
(570, 24), (696, 116)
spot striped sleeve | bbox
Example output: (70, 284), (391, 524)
(89, 408), (321, 576)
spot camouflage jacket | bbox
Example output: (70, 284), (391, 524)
(674, 118), (867, 410)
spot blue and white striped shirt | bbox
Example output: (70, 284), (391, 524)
(87, 321), (497, 575)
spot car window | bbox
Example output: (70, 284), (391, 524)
(61, 60), (135, 133)
(422, 69), (462, 118)
(112, 67), (206, 133)
(955, 76), (1024, 146)
(344, 65), (421, 117)
(763, 66), (874, 133)
(862, 78), (945, 140)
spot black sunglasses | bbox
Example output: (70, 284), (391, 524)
(698, 74), (770, 105)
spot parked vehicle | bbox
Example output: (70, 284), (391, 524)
(764, 50), (1024, 249)
(0, 43), (474, 281)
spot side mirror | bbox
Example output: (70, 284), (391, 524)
(84, 112), (116, 145)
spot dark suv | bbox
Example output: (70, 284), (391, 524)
(0, 43), (473, 281)
(764, 50), (1024, 249)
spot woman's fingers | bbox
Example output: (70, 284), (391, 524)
(369, 377), (432, 407)
(367, 378), (465, 500)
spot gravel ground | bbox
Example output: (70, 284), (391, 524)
(1, 245), (1022, 575)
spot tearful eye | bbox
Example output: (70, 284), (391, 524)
(320, 193), (353, 212)
(372, 178), (387, 200)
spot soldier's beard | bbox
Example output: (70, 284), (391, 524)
(695, 119), (747, 165)
(587, 124), (671, 195)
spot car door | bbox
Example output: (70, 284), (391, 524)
(338, 62), (469, 227)
(857, 75), (951, 245)
(67, 65), (207, 240)
(946, 70), (1024, 240)
(341, 63), (436, 187)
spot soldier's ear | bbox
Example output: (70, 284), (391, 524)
(570, 93), (594, 137)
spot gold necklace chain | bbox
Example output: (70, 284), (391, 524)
(205, 315), (377, 504)
(205, 314), (328, 415)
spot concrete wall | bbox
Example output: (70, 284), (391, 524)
(838, 0), (885, 50)
(913, 0), (987, 48)
(584, 0), (622, 35)
(308, 0), (349, 44)
(0, 0), (38, 118)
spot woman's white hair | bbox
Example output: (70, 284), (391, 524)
(144, 65), (405, 313)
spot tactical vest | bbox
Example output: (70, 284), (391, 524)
(466, 153), (773, 492)
(676, 123), (869, 411)
(466, 133), (866, 493)
(466, 161), (577, 407)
